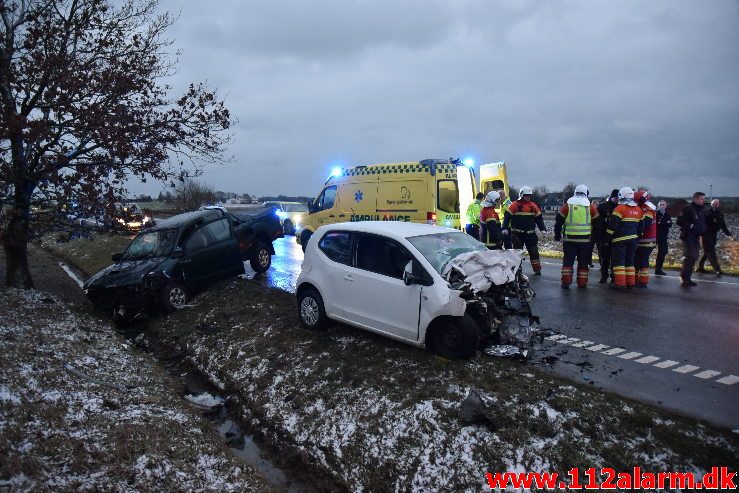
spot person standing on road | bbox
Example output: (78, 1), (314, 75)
(499, 189), (513, 250)
(654, 200), (672, 275)
(479, 191), (503, 249)
(606, 187), (643, 289)
(465, 192), (485, 239)
(698, 199), (732, 277)
(634, 190), (657, 287)
(595, 189), (620, 283)
(554, 184), (600, 289)
(676, 192), (707, 287)
(502, 186), (547, 274)
(587, 199), (600, 267)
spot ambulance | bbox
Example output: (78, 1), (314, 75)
(297, 159), (510, 250)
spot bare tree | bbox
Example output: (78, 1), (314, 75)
(174, 179), (215, 212)
(561, 182), (577, 198)
(531, 184), (549, 206)
(0, 0), (234, 287)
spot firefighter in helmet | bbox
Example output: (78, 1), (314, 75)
(502, 186), (546, 274)
(554, 184), (600, 288)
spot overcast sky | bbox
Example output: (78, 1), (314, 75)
(134, 0), (739, 198)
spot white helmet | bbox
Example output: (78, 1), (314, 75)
(519, 186), (533, 199)
(482, 190), (500, 207)
(618, 186), (635, 202)
(574, 184), (589, 197)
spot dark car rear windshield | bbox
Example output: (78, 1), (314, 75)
(123, 229), (178, 261)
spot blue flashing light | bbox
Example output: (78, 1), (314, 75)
(330, 166), (343, 178)
(463, 158), (475, 167)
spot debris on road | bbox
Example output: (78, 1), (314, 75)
(483, 344), (528, 358)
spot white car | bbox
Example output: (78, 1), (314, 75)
(296, 222), (533, 359)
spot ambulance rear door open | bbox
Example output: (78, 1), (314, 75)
(456, 165), (477, 230)
(480, 162), (509, 216)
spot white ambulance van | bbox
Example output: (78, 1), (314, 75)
(297, 159), (477, 251)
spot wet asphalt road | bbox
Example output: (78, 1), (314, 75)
(245, 237), (739, 429)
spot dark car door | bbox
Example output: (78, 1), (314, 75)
(205, 217), (244, 279)
(180, 217), (243, 290)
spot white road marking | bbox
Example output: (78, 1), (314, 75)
(634, 356), (660, 364)
(602, 348), (626, 356)
(544, 334), (732, 385)
(654, 360), (680, 369)
(694, 370), (721, 380)
(673, 365), (700, 374)
(716, 375), (739, 386)
(572, 340), (594, 348)
(59, 262), (84, 288)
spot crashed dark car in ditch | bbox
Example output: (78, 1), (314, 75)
(296, 222), (537, 359)
(84, 208), (283, 322)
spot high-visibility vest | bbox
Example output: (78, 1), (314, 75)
(564, 204), (591, 236)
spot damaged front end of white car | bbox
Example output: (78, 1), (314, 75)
(441, 250), (539, 358)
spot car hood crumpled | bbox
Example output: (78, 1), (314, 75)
(84, 257), (167, 290)
(441, 250), (523, 292)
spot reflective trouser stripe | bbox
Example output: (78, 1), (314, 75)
(577, 269), (589, 287)
(638, 268), (649, 286)
(625, 266), (636, 287)
(613, 266), (627, 287)
(561, 266), (573, 286)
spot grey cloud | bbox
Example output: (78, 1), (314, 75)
(131, 0), (739, 198)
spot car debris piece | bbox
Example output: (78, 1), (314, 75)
(459, 389), (501, 429)
(184, 392), (225, 410)
(483, 344), (528, 358)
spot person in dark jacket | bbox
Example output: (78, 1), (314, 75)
(654, 200), (672, 275)
(676, 192), (706, 286)
(698, 199), (732, 276)
(594, 189), (619, 283)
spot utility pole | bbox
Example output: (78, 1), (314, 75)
(710, 184), (713, 201)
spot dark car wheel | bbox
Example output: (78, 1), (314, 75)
(161, 281), (189, 312)
(297, 288), (327, 330)
(283, 219), (294, 235)
(431, 316), (478, 359)
(250, 242), (272, 273)
(300, 230), (313, 253)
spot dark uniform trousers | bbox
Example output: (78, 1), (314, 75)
(512, 232), (541, 272)
(681, 235), (700, 281)
(599, 240), (613, 278)
(699, 235), (720, 272)
(635, 245), (655, 286)
(562, 241), (590, 287)
(465, 224), (480, 239)
(655, 237), (668, 271)
(612, 239), (637, 287)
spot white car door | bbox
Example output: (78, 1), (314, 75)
(342, 233), (422, 342)
(313, 230), (353, 318)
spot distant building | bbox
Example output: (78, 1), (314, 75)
(540, 192), (564, 212)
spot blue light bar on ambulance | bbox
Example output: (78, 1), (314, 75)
(463, 158), (475, 167)
(330, 167), (343, 178)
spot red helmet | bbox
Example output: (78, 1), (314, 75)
(634, 190), (651, 205)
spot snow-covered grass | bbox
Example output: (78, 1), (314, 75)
(147, 279), (738, 492)
(0, 287), (271, 492)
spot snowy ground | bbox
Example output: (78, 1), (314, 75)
(145, 279), (738, 492)
(0, 287), (271, 492)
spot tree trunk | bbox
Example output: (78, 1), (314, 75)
(3, 184), (34, 289)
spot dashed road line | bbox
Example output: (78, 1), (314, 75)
(694, 370), (721, 380)
(634, 355), (660, 364)
(716, 375), (739, 386)
(602, 348), (626, 356)
(544, 334), (733, 385)
(654, 360), (679, 369)
(673, 365), (700, 374)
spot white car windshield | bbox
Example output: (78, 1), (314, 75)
(123, 229), (178, 261)
(407, 232), (487, 274)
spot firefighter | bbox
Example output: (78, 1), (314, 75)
(479, 191), (503, 249)
(594, 189), (619, 283)
(554, 184), (600, 289)
(502, 186), (546, 274)
(465, 192), (485, 238)
(634, 190), (657, 287)
(499, 189), (513, 249)
(606, 187), (644, 289)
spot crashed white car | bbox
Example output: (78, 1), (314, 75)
(296, 222), (536, 359)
